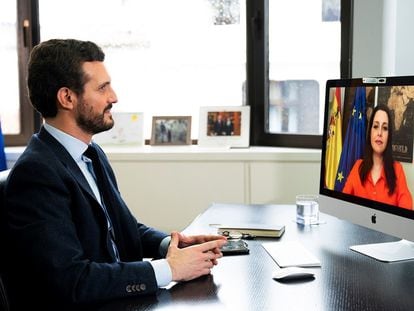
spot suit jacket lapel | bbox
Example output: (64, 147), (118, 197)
(37, 127), (97, 202)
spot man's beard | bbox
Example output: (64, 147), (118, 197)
(75, 98), (114, 135)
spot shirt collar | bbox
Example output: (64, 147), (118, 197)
(367, 165), (386, 184)
(43, 123), (89, 162)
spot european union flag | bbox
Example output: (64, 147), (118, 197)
(0, 120), (7, 171)
(334, 87), (366, 192)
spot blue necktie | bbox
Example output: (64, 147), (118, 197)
(84, 144), (120, 261)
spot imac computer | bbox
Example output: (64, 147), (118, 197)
(319, 76), (414, 262)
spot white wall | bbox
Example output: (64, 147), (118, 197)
(352, 0), (385, 77)
(353, 0), (414, 76)
(393, 0), (414, 75)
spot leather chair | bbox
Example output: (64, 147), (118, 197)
(0, 169), (11, 311)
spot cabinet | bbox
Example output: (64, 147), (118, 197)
(108, 147), (321, 232)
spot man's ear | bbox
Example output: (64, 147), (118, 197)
(56, 87), (77, 110)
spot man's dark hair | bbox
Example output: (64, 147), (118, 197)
(27, 39), (105, 118)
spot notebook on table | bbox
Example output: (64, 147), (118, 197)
(216, 223), (285, 238)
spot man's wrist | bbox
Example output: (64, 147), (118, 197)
(150, 259), (172, 287)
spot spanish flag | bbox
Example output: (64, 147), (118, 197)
(325, 87), (342, 190)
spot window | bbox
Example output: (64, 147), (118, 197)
(4, 0), (351, 147)
(1, 2), (19, 135)
(1, 0), (39, 146)
(248, 0), (352, 148)
(39, 0), (246, 140)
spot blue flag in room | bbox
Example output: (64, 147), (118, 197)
(334, 87), (366, 192)
(0, 120), (7, 171)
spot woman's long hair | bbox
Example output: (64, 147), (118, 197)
(359, 104), (396, 195)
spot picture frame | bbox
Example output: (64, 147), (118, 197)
(198, 106), (250, 147)
(93, 112), (144, 146)
(150, 116), (192, 146)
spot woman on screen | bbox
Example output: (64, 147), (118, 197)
(343, 105), (413, 209)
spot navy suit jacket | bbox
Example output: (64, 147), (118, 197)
(4, 127), (168, 309)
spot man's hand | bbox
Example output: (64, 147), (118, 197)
(166, 231), (227, 282)
(176, 232), (227, 265)
(176, 232), (227, 248)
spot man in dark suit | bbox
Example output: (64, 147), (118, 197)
(4, 39), (226, 310)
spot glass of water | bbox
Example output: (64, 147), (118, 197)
(296, 194), (319, 225)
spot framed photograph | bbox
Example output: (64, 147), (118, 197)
(93, 112), (144, 146)
(150, 116), (192, 146)
(198, 106), (250, 147)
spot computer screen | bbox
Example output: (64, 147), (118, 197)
(319, 76), (414, 262)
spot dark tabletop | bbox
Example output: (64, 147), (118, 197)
(98, 203), (414, 311)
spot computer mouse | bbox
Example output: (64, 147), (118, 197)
(272, 267), (315, 281)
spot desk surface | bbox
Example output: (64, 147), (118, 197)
(99, 203), (414, 311)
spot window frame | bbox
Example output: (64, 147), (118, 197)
(247, 0), (353, 148)
(4, 0), (40, 147)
